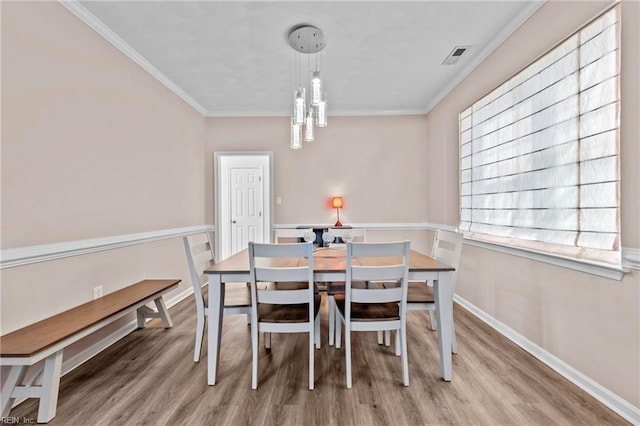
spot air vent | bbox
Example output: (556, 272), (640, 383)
(442, 46), (471, 65)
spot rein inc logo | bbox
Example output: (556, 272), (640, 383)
(0, 417), (34, 424)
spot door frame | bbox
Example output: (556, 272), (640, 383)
(214, 151), (273, 261)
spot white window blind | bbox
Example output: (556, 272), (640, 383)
(460, 6), (620, 265)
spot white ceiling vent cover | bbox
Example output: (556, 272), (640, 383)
(442, 46), (471, 65)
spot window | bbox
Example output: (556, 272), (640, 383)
(459, 5), (620, 266)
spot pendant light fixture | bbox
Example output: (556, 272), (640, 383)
(290, 119), (302, 149)
(288, 24), (327, 149)
(317, 93), (327, 127)
(304, 109), (315, 142)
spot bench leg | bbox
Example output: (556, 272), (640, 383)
(154, 297), (173, 328)
(1, 351), (64, 424)
(38, 351), (63, 423)
(136, 297), (173, 329)
(1, 365), (28, 418)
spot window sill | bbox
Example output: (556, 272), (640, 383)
(463, 237), (632, 281)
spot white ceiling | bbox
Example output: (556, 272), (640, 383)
(71, 1), (542, 117)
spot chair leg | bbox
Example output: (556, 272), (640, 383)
(315, 315), (321, 349)
(377, 331), (384, 345)
(246, 312), (251, 325)
(345, 324), (352, 389)
(328, 295), (335, 346)
(309, 325), (315, 390)
(401, 324), (409, 387)
(428, 309), (437, 331)
(194, 312), (205, 363)
(335, 313), (342, 349)
(384, 330), (391, 346)
(395, 330), (400, 356)
(451, 320), (457, 354)
(264, 332), (271, 349)
(251, 323), (259, 389)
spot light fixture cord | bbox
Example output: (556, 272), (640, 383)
(295, 48), (299, 88)
(307, 50), (311, 95)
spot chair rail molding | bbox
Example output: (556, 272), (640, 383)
(622, 247), (640, 270)
(0, 225), (215, 269)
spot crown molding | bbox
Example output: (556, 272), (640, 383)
(58, 0), (207, 116)
(423, 0), (545, 114)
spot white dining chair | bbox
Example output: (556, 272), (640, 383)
(268, 227), (318, 349)
(248, 241), (320, 390)
(183, 232), (251, 362)
(334, 241), (411, 388)
(381, 229), (463, 353)
(325, 228), (367, 347)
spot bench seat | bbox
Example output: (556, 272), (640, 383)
(0, 279), (180, 423)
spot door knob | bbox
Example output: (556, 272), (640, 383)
(232, 220), (237, 224)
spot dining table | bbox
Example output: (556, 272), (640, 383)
(203, 246), (456, 385)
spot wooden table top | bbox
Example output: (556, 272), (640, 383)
(205, 247), (454, 275)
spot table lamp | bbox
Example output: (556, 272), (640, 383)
(332, 196), (343, 227)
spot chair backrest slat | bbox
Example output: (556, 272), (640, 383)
(352, 265), (406, 281)
(352, 287), (403, 303)
(258, 288), (309, 304)
(253, 241), (311, 258)
(254, 266), (310, 283)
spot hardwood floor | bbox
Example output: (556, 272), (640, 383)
(11, 294), (628, 425)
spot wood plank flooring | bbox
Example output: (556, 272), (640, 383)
(10, 293), (628, 425)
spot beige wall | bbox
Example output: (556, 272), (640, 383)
(205, 115), (430, 226)
(0, 0), (205, 345)
(426, 0), (640, 407)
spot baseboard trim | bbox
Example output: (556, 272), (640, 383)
(454, 295), (640, 425)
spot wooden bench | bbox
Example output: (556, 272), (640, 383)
(0, 279), (180, 423)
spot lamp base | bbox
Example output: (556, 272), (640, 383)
(334, 220), (342, 227)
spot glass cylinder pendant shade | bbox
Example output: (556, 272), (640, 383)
(290, 119), (302, 149)
(304, 110), (314, 142)
(316, 93), (327, 127)
(311, 71), (322, 106)
(293, 88), (306, 125)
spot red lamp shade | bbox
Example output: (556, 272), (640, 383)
(332, 197), (343, 227)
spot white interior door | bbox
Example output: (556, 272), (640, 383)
(230, 167), (263, 255)
(215, 153), (272, 261)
